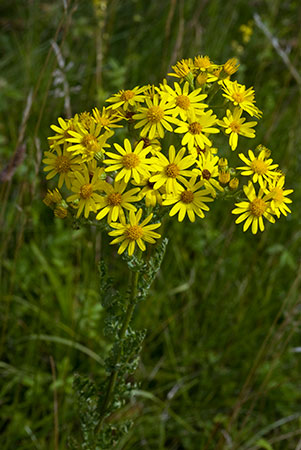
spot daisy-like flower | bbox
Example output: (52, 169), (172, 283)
(78, 112), (95, 130)
(237, 149), (279, 187)
(232, 181), (275, 234)
(265, 175), (293, 218)
(168, 59), (194, 82)
(109, 209), (161, 256)
(160, 81), (208, 121)
(219, 108), (257, 151)
(221, 80), (262, 118)
(222, 58), (240, 77)
(150, 145), (195, 194)
(48, 117), (78, 148)
(134, 177), (164, 208)
(66, 121), (112, 162)
(133, 94), (176, 139)
(174, 110), (220, 151)
(104, 138), (152, 184)
(92, 106), (123, 131)
(163, 176), (214, 222)
(193, 55), (214, 72)
(43, 143), (82, 188)
(195, 153), (223, 197)
(67, 167), (104, 218)
(96, 180), (140, 223)
(106, 86), (147, 111)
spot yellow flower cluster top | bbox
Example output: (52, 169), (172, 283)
(43, 55), (293, 254)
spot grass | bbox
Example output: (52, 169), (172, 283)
(0, 0), (301, 448)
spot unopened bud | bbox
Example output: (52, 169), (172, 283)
(219, 171), (230, 185)
(95, 151), (104, 162)
(218, 157), (228, 171)
(229, 177), (239, 190)
(54, 206), (68, 219)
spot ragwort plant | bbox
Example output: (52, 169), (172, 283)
(42, 55), (293, 448)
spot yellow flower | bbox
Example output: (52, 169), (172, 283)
(92, 106), (123, 131)
(106, 86), (147, 111)
(96, 180), (140, 223)
(195, 153), (223, 197)
(232, 181), (275, 234)
(160, 81), (208, 120)
(223, 58), (240, 76)
(237, 149), (279, 187)
(134, 177), (164, 208)
(193, 55), (214, 71)
(67, 167), (104, 218)
(48, 117), (77, 148)
(163, 176), (214, 222)
(168, 59), (194, 82)
(150, 145), (195, 194)
(265, 176), (293, 218)
(109, 209), (161, 256)
(43, 188), (62, 207)
(133, 93), (176, 139)
(67, 121), (112, 162)
(78, 112), (95, 130)
(42, 143), (82, 188)
(219, 108), (257, 151)
(221, 80), (262, 118)
(104, 139), (152, 184)
(174, 110), (220, 151)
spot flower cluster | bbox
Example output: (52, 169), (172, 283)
(43, 55), (293, 253)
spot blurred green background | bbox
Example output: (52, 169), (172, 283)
(1, 0), (300, 449)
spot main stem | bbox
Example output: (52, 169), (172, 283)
(96, 265), (140, 434)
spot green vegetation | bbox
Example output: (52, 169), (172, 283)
(1, 1), (300, 449)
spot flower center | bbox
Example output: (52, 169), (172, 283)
(189, 122), (202, 135)
(229, 121), (241, 133)
(107, 192), (122, 206)
(181, 190), (194, 204)
(147, 179), (155, 189)
(165, 163), (180, 178)
(81, 134), (99, 152)
(176, 95), (191, 110)
(249, 198), (266, 217)
(55, 155), (71, 173)
(202, 169), (211, 180)
(80, 183), (93, 199)
(98, 117), (111, 126)
(122, 153), (140, 169)
(232, 92), (244, 103)
(125, 224), (143, 241)
(147, 106), (165, 123)
(120, 90), (135, 101)
(250, 159), (268, 175)
(271, 187), (284, 203)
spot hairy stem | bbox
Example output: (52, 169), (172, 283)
(95, 263), (140, 434)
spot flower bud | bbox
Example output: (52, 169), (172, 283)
(229, 177), (239, 190)
(219, 171), (230, 185)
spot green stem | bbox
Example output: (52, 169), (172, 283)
(95, 262), (140, 434)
